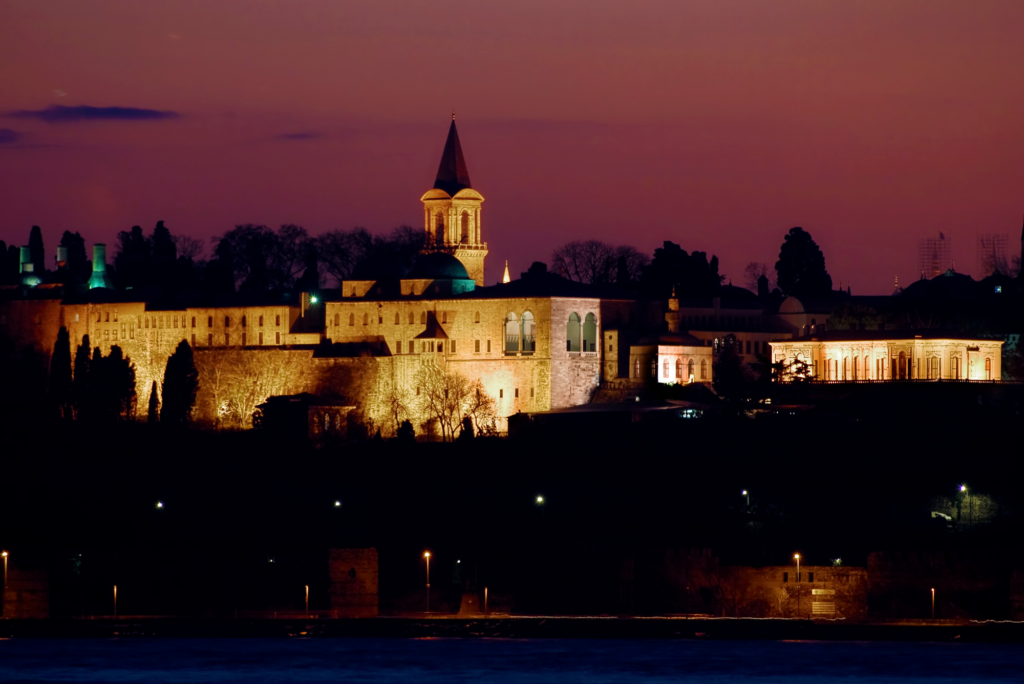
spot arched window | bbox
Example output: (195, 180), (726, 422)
(675, 359), (682, 379)
(242, 315), (247, 328)
(505, 312), (519, 353)
(395, 312), (400, 325)
(843, 357), (849, 380)
(434, 211), (445, 245)
(258, 315), (264, 326)
(474, 311), (480, 324)
(363, 313), (368, 325)
(275, 315), (281, 326)
(952, 356), (960, 379)
(191, 317), (196, 328)
(566, 313), (581, 352)
(650, 358), (657, 378)
(409, 312), (415, 325)
(634, 358), (640, 378)
(334, 313), (340, 326)
(420, 311), (427, 325)
(898, 351), (907, 379)
(224, 316), (230, 327)
(521, 312), (536, 353)
(208, 316), (213, 327)
(700, 359), (708, 380)
(461, 211), (470, 242)
(348, 313), (355, 326)
(853, 356), (859, 380)
(583, 313), (597, 352)
(864, 356), (870, 379)
(442, 312), (448, 324)
(687, 359), (695, 380)
(663, 359), (669, 378)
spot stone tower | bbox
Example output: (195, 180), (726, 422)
(420, 116), (488, 286)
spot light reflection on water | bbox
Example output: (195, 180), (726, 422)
(1, 638), (1023, 682)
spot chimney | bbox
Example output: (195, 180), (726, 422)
(88, 243), (113, 289)
(19, 246), (33, 273)
(56, 246), (68, 270)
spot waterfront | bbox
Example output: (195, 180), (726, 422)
(2, 637), (1024, 683)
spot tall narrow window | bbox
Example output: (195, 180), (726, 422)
(395, 312), (401, 325)
(409, 340), (414, 354)
(675, 359), (682, 379)
(334, 313), (340, 326)
(208, 316), (213, 327)
(191, 317), (197, 328)
(259, 316), (264, 326)
(363, 313), (368, 325)
(409, 312), (415, 325)
(460, 211), (470, 242)
(474, 311), (480, 323)
(985, 358), (992, 380)
(475, 340), (480, 353)
(701, 359), (708, 380)
(276, 315), (281, 326)
(420, 311), (427, 325)
(566, 312), (581, 352)
(349, 313), (355, 326)
(663, 359), (669, 378)
(583, 313), (597, 352)
(521, 312), (535, 353)
(442, 312), (448, 324)
(688, 359), (695, 380)
(242, 316), (247, 328)
(634, 358), (640, 378)
(225, 316), (230, 327)
(505, 313), (519, 353)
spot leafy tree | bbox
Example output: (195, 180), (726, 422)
(640, 241), (723, 297)
(161, 340), (199, 426)
(84, 345), (137, 422)
(71, 334), (91, 419)
(148, 380), (160, 423)
(28, 225), (45, 275)
(59, 231), (91, 282)
(317, 226), (424, 286)
(775, 227), (833, 298)
(49, 326), (73, 419)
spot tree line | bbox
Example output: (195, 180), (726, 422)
(549, 226), (835, 300)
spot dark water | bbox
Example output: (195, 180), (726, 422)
(1, 638), (1023, 683)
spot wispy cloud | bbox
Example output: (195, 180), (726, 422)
(276, 132), (321, 140)
(8, 105), (179, 123)
(0, 128), (23, 144)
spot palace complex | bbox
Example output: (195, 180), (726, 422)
(0, 119), (1015, 433)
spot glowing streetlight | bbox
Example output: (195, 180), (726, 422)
(424, 551), (431, 614)
(536, 495), (544, 505)
(113, 585), (118, 618)
(794, 553), (801, 582)
(742, 490), (749, 507)
(309, 295), (319, 304)
(2, 550), (8, 590)
(156, 501), (164, 509)
(305, 585), (309, 616)
(334, 501), (341, 508)
(931, 587), (935, 620)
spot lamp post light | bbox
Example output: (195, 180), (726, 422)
(305, 585), (309, 616)
(113, 585), (117, 618)
(2, 550), (8, 591)
(424, 552), (431, 615)
(931, 587), (935, 620)
(742, 490), (749, 508)
(793, 554), (801, 617)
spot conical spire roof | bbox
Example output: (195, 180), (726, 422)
(433, 116), (472, 196)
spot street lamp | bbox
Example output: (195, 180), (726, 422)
(794, 553), (801, 582)
(931, 587), (935, 620)
(305, 585), (309, 616)
(334, 500), (341, 508)
(536, 495), (544, 505)
(424, 552), (431, 615)
(2, 551), (8, 590)
(155, 501), (164, 509)
(741, 490), (749, 507)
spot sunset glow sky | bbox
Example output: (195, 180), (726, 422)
(3, 0), (1024, 293)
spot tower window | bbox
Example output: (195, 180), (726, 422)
(461, 211), (470, 242)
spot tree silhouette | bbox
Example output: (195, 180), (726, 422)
(148, 380), (160, 423)
(28, 225), (45, 275)
(71, 334), (91, 419)
(640, 241), (723, 297)
(59, 231), (90, 282)
(161, 340), (199, 426)
(775, 227), (833, 299)
(49, 326), (72, 420)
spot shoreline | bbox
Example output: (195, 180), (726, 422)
(3, 617), (1024, 642)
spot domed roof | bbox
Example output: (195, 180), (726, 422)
(408, 252), (470, 280)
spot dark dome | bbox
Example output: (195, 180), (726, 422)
(408, 252), (470, 280)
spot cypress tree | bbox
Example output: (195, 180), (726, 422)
(71, 334), (91, 420)
(148, 380), (160, 423)
(50, 326), (73, 419)
(161, 340), (198, 426)
(28, 225), (45, 275)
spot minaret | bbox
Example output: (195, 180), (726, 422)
(420, 115), (488, 286)
(502, 260), (511, 284)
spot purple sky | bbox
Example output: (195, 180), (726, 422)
(2, 0), (1024, 293)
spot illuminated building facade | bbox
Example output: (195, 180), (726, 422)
(769, 331), (1003, 381)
